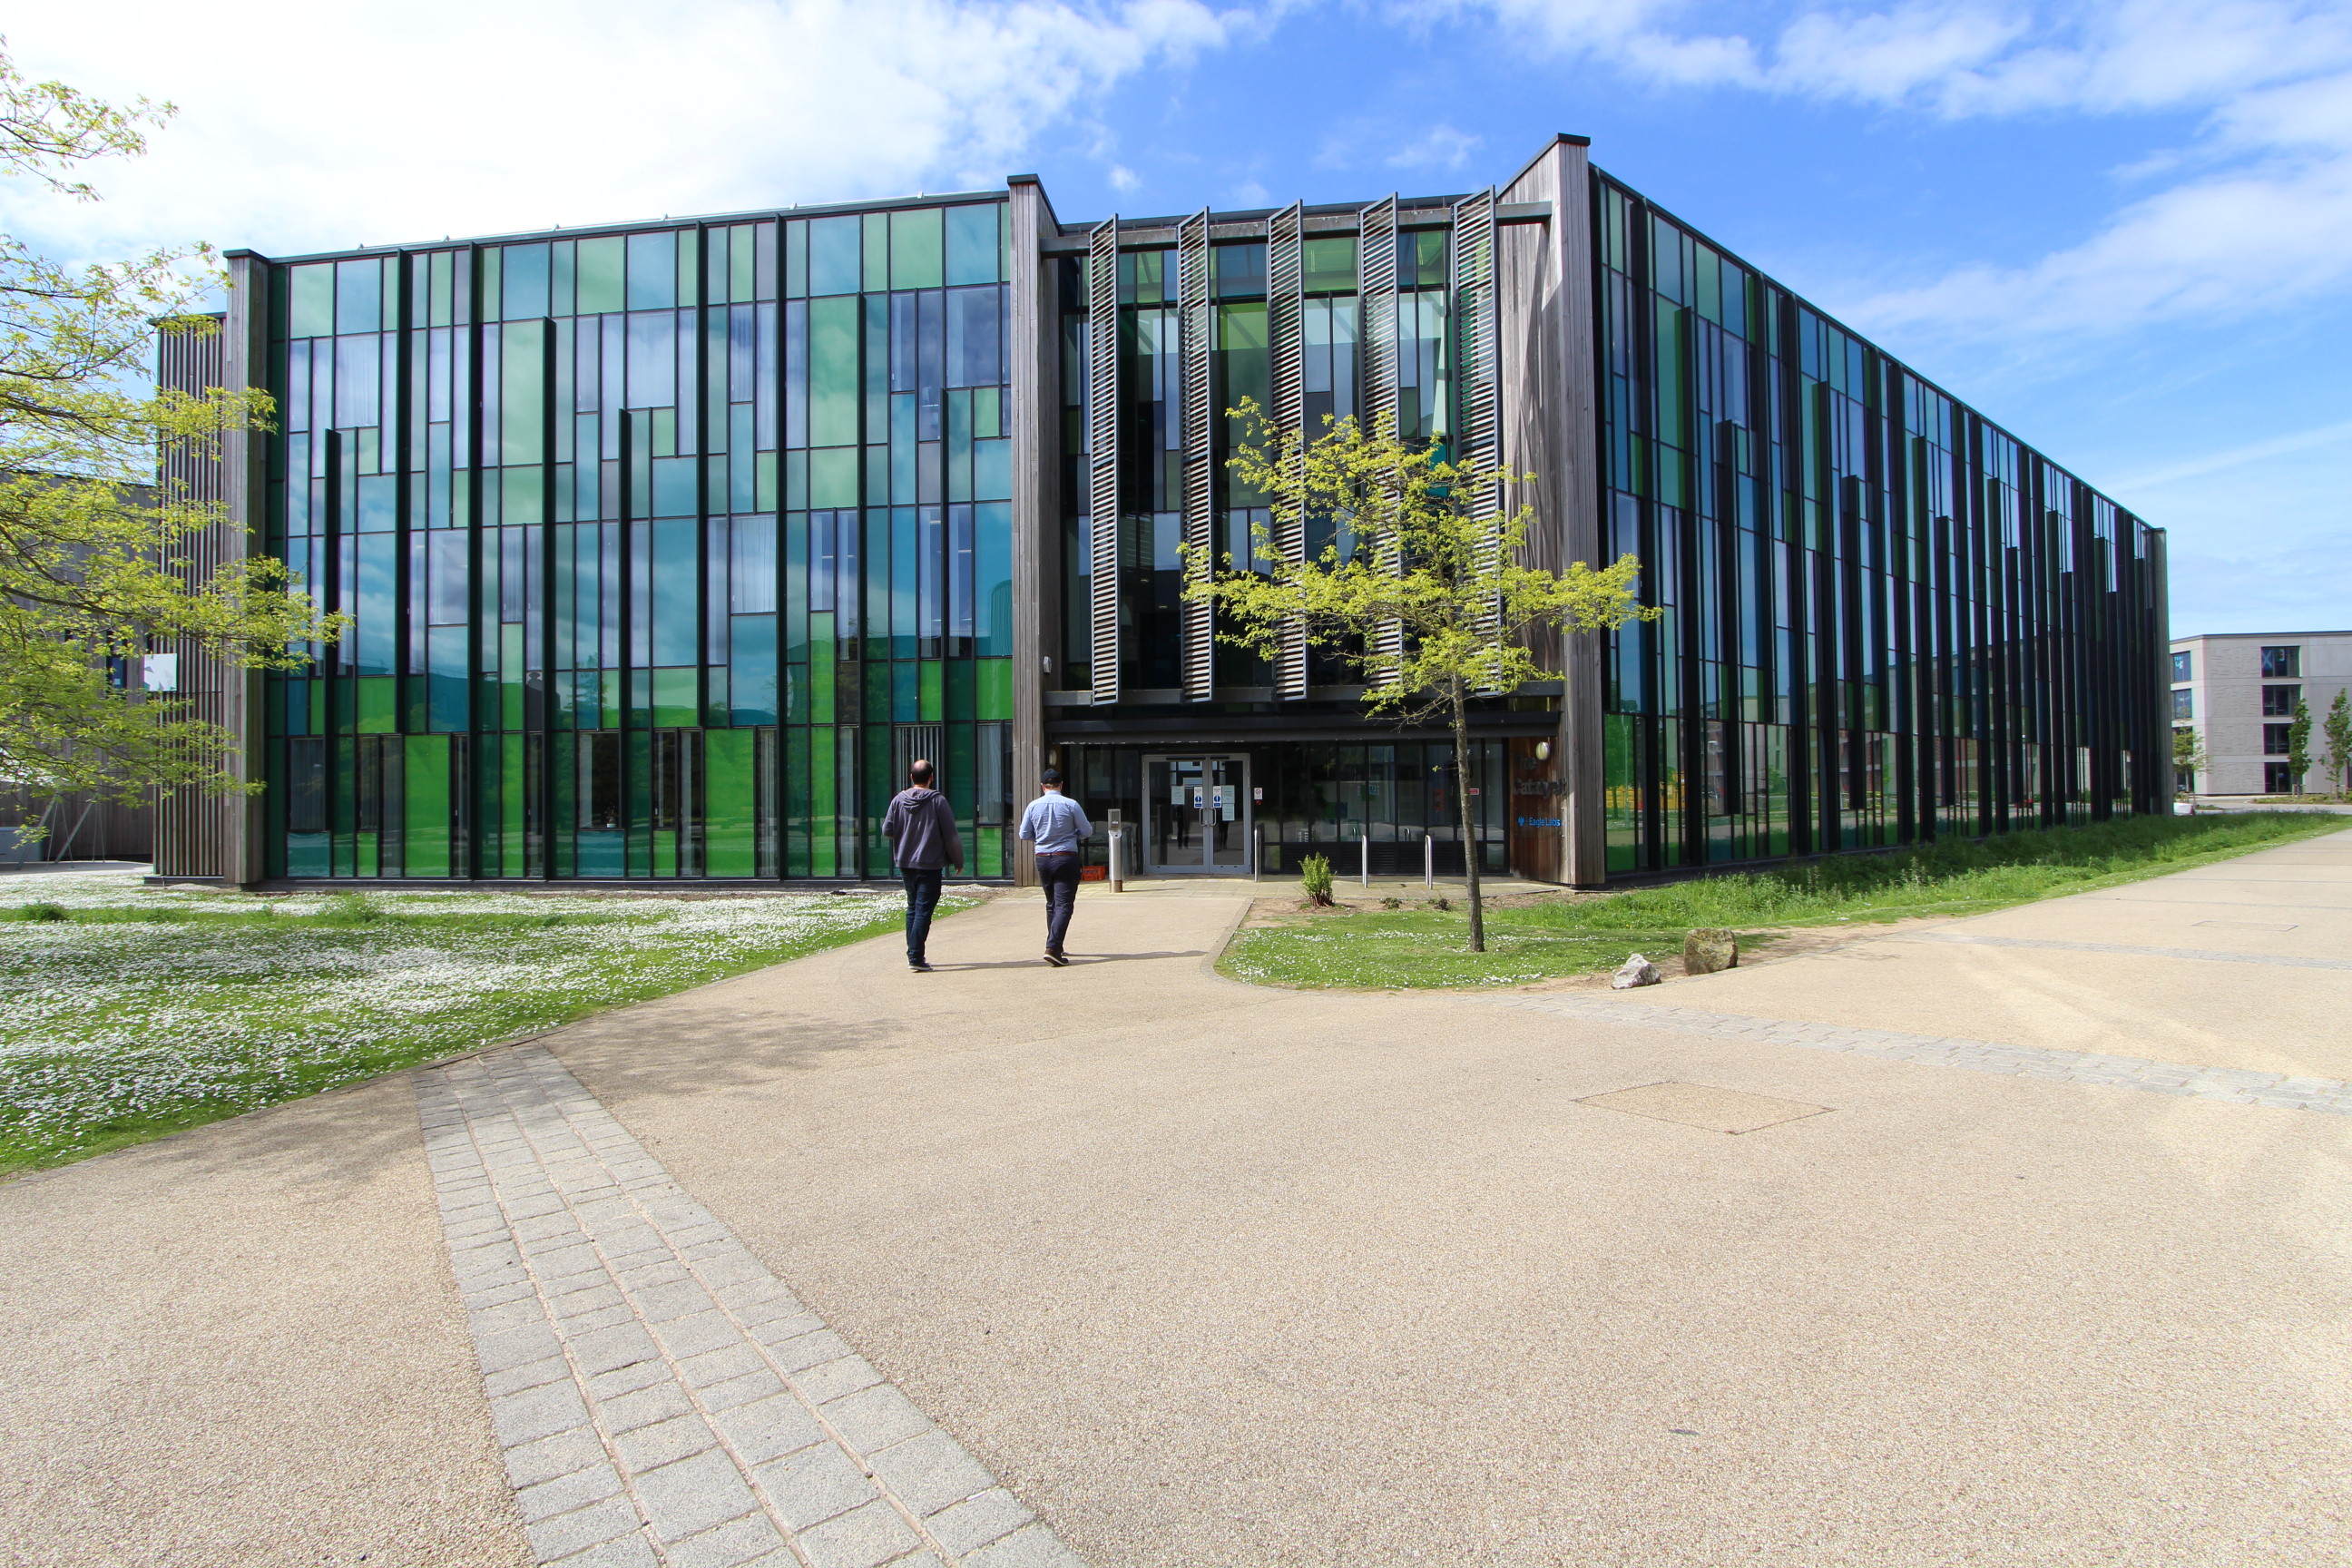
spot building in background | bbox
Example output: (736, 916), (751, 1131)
(152, 136), (2170, 888)
(2171, 632), (2352, 796)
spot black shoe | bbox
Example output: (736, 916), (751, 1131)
(909, 961), (933, 973)
(1042, 952), (1068, 967)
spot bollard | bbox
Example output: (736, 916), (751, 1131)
(1424, 832), (1434, 888)
(1360, 832), (1369, 887)
(1107, 809), (1124, 893)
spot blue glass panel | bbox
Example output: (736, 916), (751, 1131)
(334, 335), (381, 428)
(973, 438), (1010, 502)
(626, 231), (677, 309)
(354, 534), (397, 676)
(808, 216), (860, 296)
(730, 613), (778, 725)
(334, 259), (381, 334)
(651, 456), (697, 517)
(652, 519), (697, 666)
(945, 204), (999, 286)
(505, 244), (550, 320)
(357, 475), (397, 531)
(428, 624), (470, 730)
(626, 312), (676, 409)
(975, 501), (1011, 656)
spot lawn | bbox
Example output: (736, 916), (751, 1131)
(0, 877), (956, 1174)
(1222, 811), (2347, 991)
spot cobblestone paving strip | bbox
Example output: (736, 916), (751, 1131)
(416, 1046), (1087, 1568)
(1893, 931), (2352, 971)
(1494, 995), (2352, 1115)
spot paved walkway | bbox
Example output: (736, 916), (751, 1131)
(4, 831), (2349, 1565)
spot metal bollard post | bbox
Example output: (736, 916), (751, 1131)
(1360, 831), (1369, 887)
(1107, 809), (1123, 893)
(1424, 832), (1434, 888)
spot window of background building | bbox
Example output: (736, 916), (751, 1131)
(2265, 723), (2293, 755)
(2263, 684), (2301, 716)
(2172, 689), (2193, 720)
(2266, 762), (2296, 792)
(2172, 651), (2191, 681)
(2261, 645), (2301, 678)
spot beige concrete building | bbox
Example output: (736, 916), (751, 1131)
(2171, 631), (2352, 795)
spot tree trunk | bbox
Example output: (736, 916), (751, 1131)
(1453, 680), (1485, 953)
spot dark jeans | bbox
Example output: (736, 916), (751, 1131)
(1035, 851), (1081, 956)
(900, 867), (943, 964)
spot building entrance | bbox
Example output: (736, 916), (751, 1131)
(1143, 755), (1251, 874)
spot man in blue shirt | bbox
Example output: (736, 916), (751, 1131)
(1015, 768), (1092, 966)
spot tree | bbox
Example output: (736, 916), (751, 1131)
(2288, 699), (2314, 795)
(2323, 689), (2352, 799)
(2171, 725), (2207, 796)
(1, 46), (333, 817)
(1191, 402), (1658, 953)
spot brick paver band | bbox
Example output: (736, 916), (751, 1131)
(1494, 995), (2352, 1115)
(416, 1046), (1088, 1568)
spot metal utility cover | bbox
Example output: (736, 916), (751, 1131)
(1580, 1082), (1830, 1134)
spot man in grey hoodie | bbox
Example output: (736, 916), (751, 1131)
(881, 759), (962, 973)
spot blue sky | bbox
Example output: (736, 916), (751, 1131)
(10, 0), (2348, 634)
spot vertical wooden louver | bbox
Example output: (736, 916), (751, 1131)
(1357, 196), (1404, 686)
(1178, 210), (1214, 702)
(1453, 189), (1503, 647)
(153, 314), (240, 879)
(1086, 218), (1122, 704)
(1266, 201), (1308, 701)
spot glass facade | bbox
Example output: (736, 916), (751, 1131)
(169, 140), (2161, 887)
(1591, 177), (2165, 873)
(259, 199), (1017, 881)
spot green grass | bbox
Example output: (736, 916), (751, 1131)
(0, 877), (963, 1175)
(1222, 811), (2346, 991)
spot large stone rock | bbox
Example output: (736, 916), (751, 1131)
(1683, 927), (1739, 975)
(1611, 954), (1662, 989)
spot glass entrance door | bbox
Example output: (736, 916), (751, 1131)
(1143, 755), (1251, 874)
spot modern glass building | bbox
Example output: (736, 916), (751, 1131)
(154, 135), (2170, 889)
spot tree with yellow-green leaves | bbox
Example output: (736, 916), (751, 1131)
(1, 45), (334, 823)
(1190, 400), (1657, 952)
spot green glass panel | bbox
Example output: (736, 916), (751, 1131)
(551, 240), (574, 316)
(309, 681), (327, 735)
(404, 735), (451, 877)
(730, 224), (757, 303)
(503, 624), (525, 730)
(477, 249), (502, 323)
(945, 204), (1000, 286)
(358, 676), (397, 733)
(757, 452), (779, 512)
(892, 661), (918, 720)
(919, 661), (943, 722)
(1302, 237), (1355, 295)
(808, 297), (859, 447)
(862, 212), (888, 292)
(810, 725), (838, 877)
(731, 614), (778, 724)
(674, 229), (699, 308)
(808, 216), (859, 296)
(706, 729), (758, 877)
(808, 447), (858, 508)
(503, 733), (526, 875)
(576, 237), (625, 314)
(976, 658), (1012, 721)
(977, 825), (1003, 879)
(652, 666), (698, 727)
(946, 659), (975, 721)
(289, 264), (335, 338)
(889, 208), (943, 289)
(501, 466), (543, 524)
(601, 668), (622, 722)
(865, 662), (891, 723)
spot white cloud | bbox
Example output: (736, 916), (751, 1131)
(1, 0), (1237, 262)
(1419, 1), (2352, 342)
(1386, 122), (1482, 170)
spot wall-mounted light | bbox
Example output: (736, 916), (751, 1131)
(1534, 740), (1552, 761)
